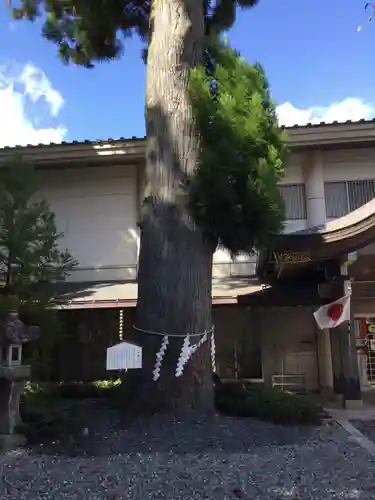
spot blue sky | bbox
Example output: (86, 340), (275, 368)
(0, 0), (374, 146)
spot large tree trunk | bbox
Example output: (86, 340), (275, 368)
(131, 0), (214, 415)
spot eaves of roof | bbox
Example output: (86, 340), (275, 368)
(266, 196), (375, 256)
(257, 197), (375, 280)
(1, 119), (375, 167)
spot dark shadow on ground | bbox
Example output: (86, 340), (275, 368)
(22, 398), (324, 458)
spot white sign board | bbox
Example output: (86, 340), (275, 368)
(106, 341), (142, 371)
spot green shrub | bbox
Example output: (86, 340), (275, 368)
(215, 382), (323, 425)
(52, 379), (122, 399)
(18, 386), (83, 441)
(18, 380), (123, 441)
(23, 379), (122, 398)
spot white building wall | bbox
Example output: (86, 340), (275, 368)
(322, 148), (375, 182)
(279, 153), (304, 185)
(322, 147), (375, 256)
(37, 165), (139, 282)
(38, 145), (375, 283)
(270, 145), (375, 263)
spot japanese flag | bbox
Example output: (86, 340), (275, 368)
(313, 294), (351, 330)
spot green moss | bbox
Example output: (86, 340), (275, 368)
(215, 382), (323, 425)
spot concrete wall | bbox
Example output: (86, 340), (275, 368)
(279, 152), (304, 184)
(38, 159), (297, 281)
(322, 148), (375, 182)
(322, 147), (375, 256)
(281, 146), (375, 229)
(34, 144), (375, 283)
(37, 165), (139, 282)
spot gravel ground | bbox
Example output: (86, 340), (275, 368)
(1, 406), (375, 500)
(351, 419), (375, 445)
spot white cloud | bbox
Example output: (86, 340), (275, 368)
(0, 62), (67, 148)
(276, 98), (375, 127)
(19, 63), (64, 117)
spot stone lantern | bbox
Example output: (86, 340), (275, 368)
(1, 343), (22, 367)
(0, 310), (40, 450)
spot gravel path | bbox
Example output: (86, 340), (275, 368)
(1, 408), (375, 499)
(351, 419), (375, 445)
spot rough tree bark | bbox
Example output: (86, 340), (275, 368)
(130, 0), (214, 415)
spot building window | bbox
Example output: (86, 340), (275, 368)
(324, 182), (349, 218)
(278, 184), (307, 220)
(325, 180), (375, 218)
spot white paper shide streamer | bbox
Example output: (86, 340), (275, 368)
(211, 330), (216, 373)
(147, 325), (214, 381)
(175, 332), (208, 378)
(175, 335), (191, 377)
(152, 335), (169, 381)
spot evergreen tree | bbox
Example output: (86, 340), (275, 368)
(8, 1), (286, 414)
(189, 41), (286, 255)
(0, 155), (77, 311)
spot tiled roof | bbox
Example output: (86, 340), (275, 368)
(2, 118), (375, 151)
(0, 136), (146, 151)
(285, 118), (375, 129)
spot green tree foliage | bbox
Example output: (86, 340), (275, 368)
(189, 41), (287, 254)
(9, 0), (259, 67)
(0, 155), (77, 312)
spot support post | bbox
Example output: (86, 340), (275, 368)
(317, 328), (334, 398)
(337, 263), (362, 409)
(303, 150), (327, 228)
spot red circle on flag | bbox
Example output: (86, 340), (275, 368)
(327, 303), (343, 321)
